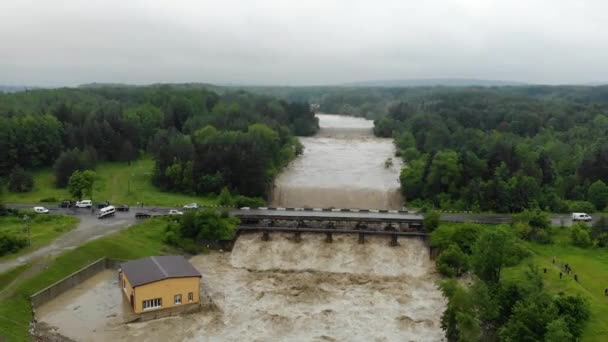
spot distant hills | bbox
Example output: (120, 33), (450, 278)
(340, 78), (528, 87)
(0, 85), (39, 93)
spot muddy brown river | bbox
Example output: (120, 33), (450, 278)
(271, 114), (404, 210)
(37, 234), (446, 341)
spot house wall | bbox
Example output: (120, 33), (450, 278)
(121, 272), (135, 304)
(130, 277), (201, 314)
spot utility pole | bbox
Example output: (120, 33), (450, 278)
(23, 214), (30, 246)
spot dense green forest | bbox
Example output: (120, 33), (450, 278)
(240, 84), (608, 120)
(367, 89), (608, 213)
(0, 86), (318, 198)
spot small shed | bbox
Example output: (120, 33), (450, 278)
(119, 255), (201, 314)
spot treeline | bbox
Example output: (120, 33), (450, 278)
(431, 222), (590, 341)
(374, 90), (608, 212)
(0, 86), (318, 197)
(237, 84), (608, 120)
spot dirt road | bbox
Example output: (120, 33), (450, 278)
(0, 211), (136, 274)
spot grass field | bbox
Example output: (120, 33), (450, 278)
(504, 227), (608, 341)
(0, 214), (79, 262)
(0, 264), (29, 292)
(0, 217), (174, 341)
(3, 158), (217, 207)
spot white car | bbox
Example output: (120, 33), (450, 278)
(572, 212), (592, 222)
(169, 209), (184, 215)
(183, 203), (199, 210)
(75, 200), (92, 208)
(33, 206), (49, 214)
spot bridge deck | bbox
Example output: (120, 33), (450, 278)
(237, 226), (428, 237)
(232, 209), (424, 223)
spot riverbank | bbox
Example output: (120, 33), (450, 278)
(0, 217), (173, 341)
(504, 227), (608, 341)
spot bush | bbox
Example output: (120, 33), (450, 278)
(7, 166), (33, 193)
(233, 195), (265, 208)
(217, 187), (233, 207)
(512, 210), (552, 243)
(591, 216), (608, 246)
(553, 294), (590, 339)
(175, 209), (239, 242)
(0, 234), (28, 256)
(587, 180), (608, 211)
(570, 224), (592, 248)
(437, 244), (469, 277)
(567, 201), (596, 213)
(424, 210), (441, 232)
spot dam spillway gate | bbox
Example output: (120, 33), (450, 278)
(232, 208), (429, 248)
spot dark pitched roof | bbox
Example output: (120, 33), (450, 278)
(120, 255), (201, 287)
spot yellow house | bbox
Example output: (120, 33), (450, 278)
(119, 255), (201, 314)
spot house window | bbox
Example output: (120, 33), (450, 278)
(188, 292), (193, 302)
(142, 298), (162, 310)
(174, 294), (182, 305)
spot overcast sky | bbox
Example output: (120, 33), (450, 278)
(1, 0), (608, 86)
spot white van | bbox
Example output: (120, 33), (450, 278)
(98, 205), (116, 219)
(571, 212), (592, 222)
(75, 200), (92, 208)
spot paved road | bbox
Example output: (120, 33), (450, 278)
(233, 208), (588, 227)
(0, 210), (136, 273)
(0, 204), (592, 274)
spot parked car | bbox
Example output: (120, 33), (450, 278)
(183, 203), (199, 210)
(135, 212), (151, 219)
(572, 212), (592, 222)
(116, 205), (130, 212)
(169, 209), (184, 215)
(75, 200), (92, 208)
(33, 206), (49, 214)
(98, 205), (116, 219)
(59, 200), (72, 208)
(96, 201), (110, 209)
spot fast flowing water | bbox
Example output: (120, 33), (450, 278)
(271, 114), (404, 209)
(37, 235), (445, 341)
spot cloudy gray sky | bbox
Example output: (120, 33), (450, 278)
(1, 0), (607, 86)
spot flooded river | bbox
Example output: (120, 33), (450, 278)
(37, 234), (446, 342)
(271, 114), (404, 210)
(35, 114), (445, 342)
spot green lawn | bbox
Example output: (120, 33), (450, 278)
(0, 217), (175, 341)
(3, 158), (217, 207)
(503, 227), (608, 341)
(0, 214), (79, 262)
(0, 264), (30, 292)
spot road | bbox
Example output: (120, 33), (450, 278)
(0, 209), (136, 274)
(232, 208), (588, 227)
(0, 204), (591, 274)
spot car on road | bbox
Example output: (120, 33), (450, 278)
(169, 209), (184, 215)
(116, 205), (130, 212)
(75, 200), (93, 208)
(96, 201), (110, 209)
(183, 203), (199, 210)
(572, 212), (592, 222)
(59, 200), (73, 208)
(33, 206), (49, 214)
(98, 205), (116, 219)
(135, 212), (151, 219)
